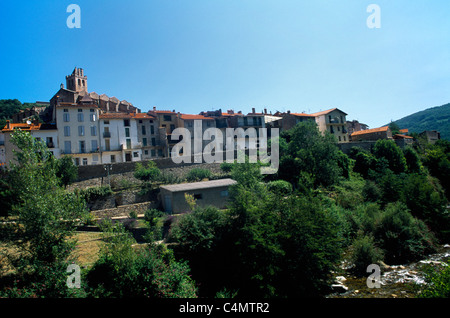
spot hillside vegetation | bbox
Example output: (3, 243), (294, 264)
(392, 103), (450, 140)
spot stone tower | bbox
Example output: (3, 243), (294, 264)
(65, 67), (87, 93)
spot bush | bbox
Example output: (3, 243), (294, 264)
(362, 180), (382, 203)
(78, 186), (113, 203)
(267, 180), (292, 196)
(373, 202), (436, 264)
(220, 162), (234, 173)
(418, 261), (450, 298)
(349, 235), (384, 276)
(87, 223), (197, 298)
(186, 168), (211, 182)
(134, 162), (161, 182)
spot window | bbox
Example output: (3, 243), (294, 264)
(330, 126), (334, 134)
(139, 120), (142, 124)
(110, 155), (115, 163)
(151, 149), (156, 157)
(150, 125), (155, 134)
(63, 109), (68, 112)
(133, 152), (139, 158)
(124, 119), (130, 127)
(104, 120), (109, 125)
(78, 113), (84, 122)
(90, 113), (96, 122)
(206, 121), (211, 127)
(193, 194), (203, 200)
(64, 126), (70, 137)
(220, 190), (229, 197)
(125, 128), (130, 138)
(105, 139), (110, 151)
(343, 135), (346, 141)
(338, 136), (341, 142)
(337, 126), (340, 132)
(142, 125), (146, 135)
(64, 141), (71, 154)
(91, 126), (97, 136)
(78, 126), (85, 136)
(163, 115), (172, 121)
(79, 141), (86, 153)
(74, 158), (80, 166)
(63, 113), (70, 122)
(126, 139), (131, 149)
(91, 140), (98, 152)
(82, 158), (88, 166)
(151, 138), (156, 146)
(187, 121), (193, 128)
(143, 138), (147, 146)
(144, 150), (148, 155)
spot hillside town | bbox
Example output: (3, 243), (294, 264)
(1, 67), (440, 169)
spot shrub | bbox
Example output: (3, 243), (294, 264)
(134, 162), (161, 182)
(374, 202), (436, 264)
(186, 168), (211, 182)
(87, 223), (197, 298)
(267, 180), (293, 196)
(349, 235), (384, 276)
(220, 162), (234, 173)
(78, 186), (113, 203)
(362, 180), (382, 203)
(373, 139), (407, 174)
(418, 261), (450, 298)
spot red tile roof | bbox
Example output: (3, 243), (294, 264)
(351, 126), (389, 137)
(181, 114), (214, 120)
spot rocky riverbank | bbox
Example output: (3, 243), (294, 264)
(328, 244), (450, 298)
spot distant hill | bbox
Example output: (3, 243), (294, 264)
(392, 103), (450, 140)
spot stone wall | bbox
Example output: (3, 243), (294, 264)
(338, 139), (412, 154)
(91, 201), (160, 219)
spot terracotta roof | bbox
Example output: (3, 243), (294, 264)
(351, 126), (389, 137)
(154, 110), (176, 114)
(309, 108), (348, 116)
(290, 113), (316, 117)
(2, 122), (42, 132)
(99, 113), (133, 119)
(399, 129), (409, 134)
(181, 114), (214, 120)
(134, 113), (156, 119)
(393, 134), (413, 139)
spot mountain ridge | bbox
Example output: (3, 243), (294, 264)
(391, 103), (450, 140)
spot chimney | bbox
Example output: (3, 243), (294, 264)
(60, 83), (64, 89)
(287, 110), (290, 114)
(153, 106), (157, 111)
(252, 107), (255, 113)
(172, 109), (176, 113)
(264, 108), (267, 114)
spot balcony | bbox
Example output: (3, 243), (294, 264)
(103, 131), (111, 138)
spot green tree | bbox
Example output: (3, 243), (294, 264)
(0, 130), (87, 296)
(55, 155), (78, 188)
(87, 222), (197, 298)
(373, 139), (407, 174)
(278, 121), (343, 188)
(403, 147), (423, 174)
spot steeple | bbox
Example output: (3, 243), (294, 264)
(65, 67), (88, 93)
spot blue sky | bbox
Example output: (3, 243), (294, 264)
(1, 0), (449, 128)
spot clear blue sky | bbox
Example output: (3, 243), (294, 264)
(1, 0), (449, 128)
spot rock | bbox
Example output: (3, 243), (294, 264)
(331, 284), (348, 293)
(335, 276), (347, 282)
(391, 294), (397, 298)
(378, 261), (391, 270)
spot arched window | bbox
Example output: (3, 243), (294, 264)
(82, 79), (85, 86)
(78, 79), (81, 86)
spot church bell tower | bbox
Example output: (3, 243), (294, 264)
(65, 67), (88, 93)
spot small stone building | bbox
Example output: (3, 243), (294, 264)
(159, 178), (237, 213)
